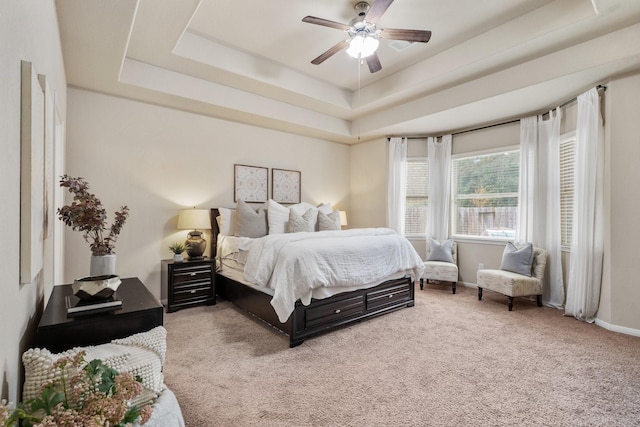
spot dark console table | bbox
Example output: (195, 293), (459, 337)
(37, 277), (163, 352)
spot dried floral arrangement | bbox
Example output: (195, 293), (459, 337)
(57, 175), (130, 256)
(0, 351), (152, 426)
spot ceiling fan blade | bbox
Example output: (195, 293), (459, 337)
(379, 28), (432, 43)
(366, 52), (382, 73)
(302, 16), (350, 31)
(365, 0), (394, 24)
(311, 39), (350, 65)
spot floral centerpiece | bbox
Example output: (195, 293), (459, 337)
(57, 175), (130, 256)
(0, 352), (152, 426)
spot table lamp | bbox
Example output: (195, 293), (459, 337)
(177, 208), (211, 259)
(339, 211), (348, 228)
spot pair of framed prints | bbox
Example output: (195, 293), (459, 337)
(234, 164), (301, 204)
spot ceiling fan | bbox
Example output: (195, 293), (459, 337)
(302, 0), (431, 73)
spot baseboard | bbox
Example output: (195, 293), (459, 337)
(595, 318), (640, 338)
(461, 282), (640, 337)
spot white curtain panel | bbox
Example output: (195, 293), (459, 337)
(426, 135), (452, 241)
(517, 111), (564, 308)
(566, 88), (604, 322)
(516, 116), (538, 242)
(387, 137), (407, 234)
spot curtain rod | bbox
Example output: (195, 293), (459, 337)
(388, 85), (607, 140)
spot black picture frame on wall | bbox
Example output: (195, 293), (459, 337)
(272, 168), (301, 204)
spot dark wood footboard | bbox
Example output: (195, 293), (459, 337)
(216, 273), (414, 347)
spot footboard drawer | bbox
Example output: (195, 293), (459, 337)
(305, 295), (364, 329)
(366, 280), (411, 311)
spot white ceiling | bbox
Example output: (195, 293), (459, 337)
(56, 0), (640, 144)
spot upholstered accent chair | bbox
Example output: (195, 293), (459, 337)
(420, 241), (459, 294)
(476, 247), (547, 311)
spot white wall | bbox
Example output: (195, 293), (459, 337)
(64, 89), (351, 301)
(599, 72), (640, 333)
(0, 1), (67, 403)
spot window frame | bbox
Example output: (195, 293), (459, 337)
(450, 145), (520, 242)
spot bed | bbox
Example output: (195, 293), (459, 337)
(210, 205), (424, 347)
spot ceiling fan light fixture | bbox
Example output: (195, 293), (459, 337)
(346, 34), (379, 59)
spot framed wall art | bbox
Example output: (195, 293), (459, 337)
(20, 60), (45, 285)
(234, 164), (268, 203)
(272, 168), (301, 204)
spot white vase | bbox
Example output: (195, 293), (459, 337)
(173, 253), (183, 262)
(90, 254), (116, 277)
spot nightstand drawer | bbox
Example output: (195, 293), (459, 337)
(366, 280), (411, 311)
(173, 281), (214, 302)
(173, 266), (213, 285)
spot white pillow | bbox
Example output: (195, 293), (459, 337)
(317, 203), (334, 215)
(267, 199), (289, 234)
(218, 208), (236, 236)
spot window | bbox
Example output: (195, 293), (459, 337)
(452, 149), (519, 238)
(405, 158), (428, 236)
(560, 133), (576, 248)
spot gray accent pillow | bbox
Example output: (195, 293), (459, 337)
(427, 238), (455, 263)
(318, 210), (340, 231)
(499, 242), (534, 276)
(234, 200), (267, 238)
(288, 208), (315, 233)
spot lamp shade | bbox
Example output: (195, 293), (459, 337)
(177, 209), (211, 230)
(339, 211), (348, 227)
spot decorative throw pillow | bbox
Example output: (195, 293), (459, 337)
(499, 242), (534, 276)
(426, 238), (455, 263)
(287, 208), (315, 233)
(22, 326), (167, 402)
(290, 202), (318, 229)
(318, 210), (340, 231)
(235, 200), (267, 238)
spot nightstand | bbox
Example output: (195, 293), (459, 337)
(161, 258), (215, 312)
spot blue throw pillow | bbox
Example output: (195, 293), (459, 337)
(426, 238), (455, 263)
(499, 242), (534, 276)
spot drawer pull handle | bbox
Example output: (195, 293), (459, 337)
(334, 309), (341, 314)
(189, 273), (196, 276)
(388, 294), (394, 298)
(190, 290), (196, 294)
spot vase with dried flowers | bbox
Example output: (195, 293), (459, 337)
(0, 351), (152, 426)
(57, 175), (130, 277)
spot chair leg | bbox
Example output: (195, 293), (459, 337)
(478, 287), (483, 300)
(508, 296), (514, 311)
(420, 278), (424, 290)
(452, 282), (456, 294)
(536, 294), (542, 307)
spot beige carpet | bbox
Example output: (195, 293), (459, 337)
(163, 285), (640, 427)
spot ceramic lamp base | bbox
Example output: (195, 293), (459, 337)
(186, 230), (206, 259)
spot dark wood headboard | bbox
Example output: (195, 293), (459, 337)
(210, 208), (220, 258)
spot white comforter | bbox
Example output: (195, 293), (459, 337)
(242, 228), (425, 322)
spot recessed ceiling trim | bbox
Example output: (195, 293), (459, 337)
(119, 58), (352, 137)
(175, 30), (353, 113)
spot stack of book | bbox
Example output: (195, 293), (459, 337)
(65, 294), (123, 318)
